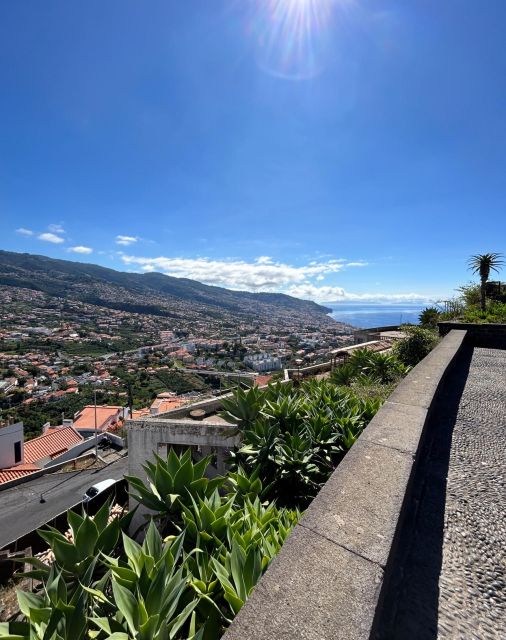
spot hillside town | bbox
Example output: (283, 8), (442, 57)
(0, 284), (355, 439)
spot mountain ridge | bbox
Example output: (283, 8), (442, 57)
(0, 250), (332, 322)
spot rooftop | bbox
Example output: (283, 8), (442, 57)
(73, 405), (123, 431)
(24, 426), (83, 463)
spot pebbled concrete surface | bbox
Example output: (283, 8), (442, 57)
(438, 347), (506, 639)
(380, 346), (506, 639)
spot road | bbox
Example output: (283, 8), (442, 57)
(177, 368), (255, 378)
(0, 456), (128, 550)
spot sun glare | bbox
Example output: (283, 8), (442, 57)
(249, 0), (341, 80)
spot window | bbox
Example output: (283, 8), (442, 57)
(14, 441), (22, 463)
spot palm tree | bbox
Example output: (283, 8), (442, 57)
(467, 253), (504, 312)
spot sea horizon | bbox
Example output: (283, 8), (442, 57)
(326, 302), (426, 329)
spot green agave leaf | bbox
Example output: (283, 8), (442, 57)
(222, 588), (244, 616)
(111, 581), (139, 637)
(166, 599), (198, 640)
(93, 498), (112, 533)
(155, 463), (174, 500)
(139, 615), (160, 640)
(173, 459), (194, 497)
(96, 519), (121, 555)
(16, 590), (46, 618)
(144, 520), (162, 560)
(76, 516), (99, 559)
(52, 537), (80, 569)
(80, 584), (114, 607)
(122, 533), (145, 576)
(67, 509), (85, 540)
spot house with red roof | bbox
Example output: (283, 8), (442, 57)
(0, 422), (84, 485)
(72, 405), (128, 436)
(149, 392), (185, 416)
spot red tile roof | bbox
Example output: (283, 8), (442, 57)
(0, 464), (39, 485)
(131, 408), (151, 419)
(24, 426), (83, 463)
(73, 406), (123, 431)
(150, 397), (184, 414)
(254, 375), (273, 387)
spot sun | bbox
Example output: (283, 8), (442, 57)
(250, 0), (338, 80)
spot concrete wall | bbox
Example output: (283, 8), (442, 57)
(43, 432), (125, 468)
(0, 422), (24, 469)
(354, 326), (400, 344)
(128, 419), (240, 478)
(127, 417), (241, 531)
(223, 330), (467, 640)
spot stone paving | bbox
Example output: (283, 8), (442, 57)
(438, 347), (506, 639)
(380, 346), (506, 639)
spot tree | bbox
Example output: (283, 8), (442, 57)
(468, 253), (504, 312)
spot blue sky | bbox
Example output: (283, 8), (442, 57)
(1, 0), (505, 303)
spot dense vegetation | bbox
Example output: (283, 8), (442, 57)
(418, 252), (505, 326)
(0, 368), (211, 439)
(0, 386), (103, 439)
(419, 283), (506, 327)
(330, 348), (409, 387)
(221, 381), (381, 508)
(1, 379), (382, 640)
(112, 368), (212, 410)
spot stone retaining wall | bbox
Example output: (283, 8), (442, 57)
(438, 321), (506, 348)
(223, 330), (468, 640)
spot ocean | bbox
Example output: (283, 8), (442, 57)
(327, 303), (425, 329)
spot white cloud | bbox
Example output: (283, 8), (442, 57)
(120, 254), (367, 291)
(118, 253), (437, 303)
(116, 235), (139, 246)
(286, 283), (432, 303)
(48, 223), (65, 234)
(68, 245), (93, 254)
(16, 227), (34, 236)
(38, 232), (65, 244)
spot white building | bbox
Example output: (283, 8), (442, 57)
(244, 353), (282, 372)
(0, 422), (24, 469)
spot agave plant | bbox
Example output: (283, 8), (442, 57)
(219, 386), (263, 428)
(0, 567), (88, 640)
(89, 522), (202, 640)
(330, 362), (357, 386)
(211, 539), (263, 619)
(363, 352), (407, 384)
(223, 466), (263, 506)
(181, 491), (236, 550)
(126, 449), (224, 533)
(21, 500), (134, 588)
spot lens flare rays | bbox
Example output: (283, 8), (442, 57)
(248, 0), (344, 80)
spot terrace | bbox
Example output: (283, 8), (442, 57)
(222, 326), (506, 639)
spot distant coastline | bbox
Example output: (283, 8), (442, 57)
(327, 302), (425, 329)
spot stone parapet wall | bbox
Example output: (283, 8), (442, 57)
(438, 322), (506, 348)
(223, 330), (467, 640)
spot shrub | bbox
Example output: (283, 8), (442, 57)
(330, 350), (408, 387)
(461, 301), (506, 324)
(419, 306), (440, 328)
(393, 326), (439, 367)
